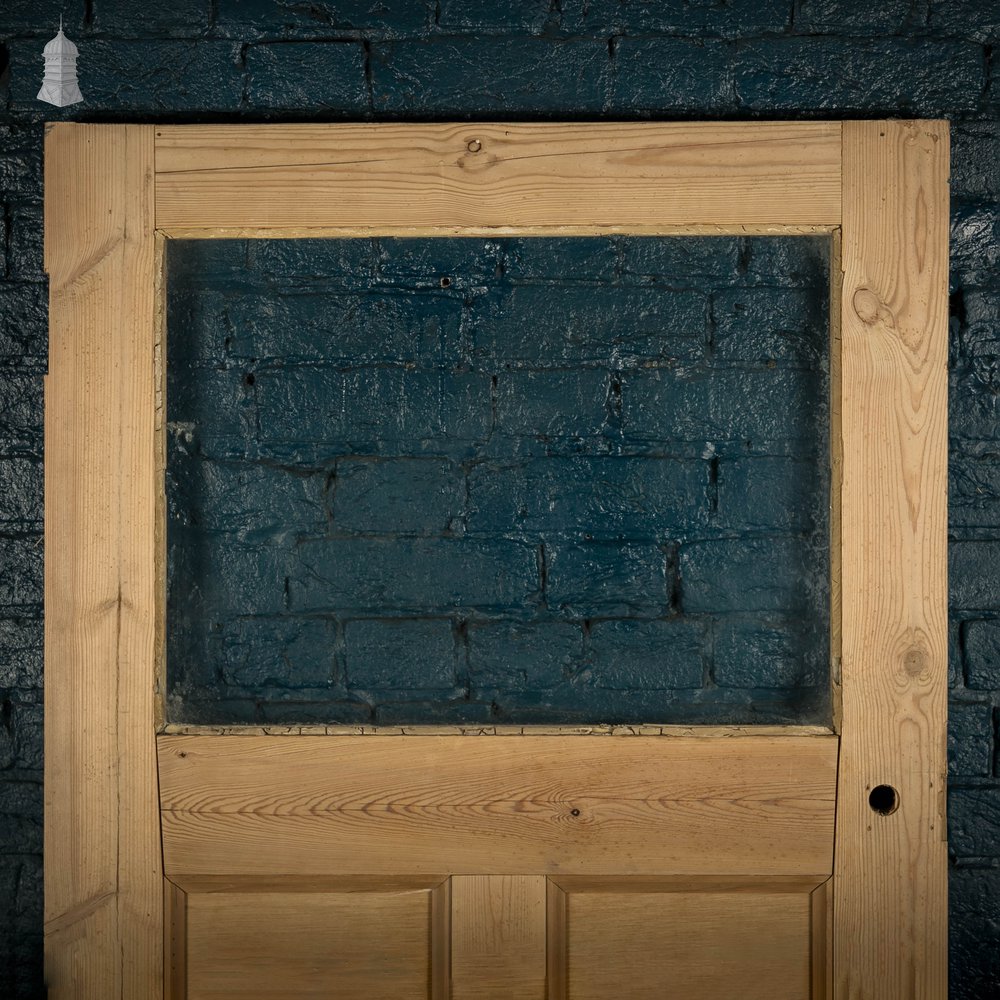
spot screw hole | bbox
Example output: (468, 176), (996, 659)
(868, 784), (899, 815)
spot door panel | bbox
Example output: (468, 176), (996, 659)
(160, 734), (837, 996)
(158, 735), (837, 877)
(550, 877), (825, 1000)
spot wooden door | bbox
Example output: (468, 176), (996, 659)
(43, 121), (948, 999)
(158, 733), (837, 999)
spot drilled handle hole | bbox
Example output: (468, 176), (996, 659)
(868, 784), (899, 815)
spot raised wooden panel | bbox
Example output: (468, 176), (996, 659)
(158, 735), (838, 878)
(836, 120), (949, 999)
(180, 883), (443, 1000)
(550, 879), (823, 1000)
(153, 122), (842, 234)
(451, 876), (547, 1000)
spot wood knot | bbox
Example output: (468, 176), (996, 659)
(466, 137), (482, 153)
(903, 647), (929, 678)
(852, 287), (895, 330)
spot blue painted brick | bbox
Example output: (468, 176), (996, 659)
(964, 619), (1000, 690)
(434, 0), (555, 34)
(734, 38), (985, 114)
(0, 375), (42, 451)
(247, 238), (377, 282)
(0, 284), (46, 366)
(948, 703), (994, 777)
(928, 0), (1000, 43)
(168, 454), (326, 536)
(950, 868), (1000, 997)
(951, 122), (1000, 200)
(468, 621), (582, 689)
(0, 538), (41, 607)
(0, 618), (41, 689)
(345, 619), (457, 690)
(168, 364), (256, 447)
(0, 459), (41, 528)
(0, 126), (43, 199)
(680, 537), (820, 614)
(716, 457), (824, 533)
(291, 537), (539, 612)
(950, 453), (1000, 529)
(168, 240), (250, 292)
(545, 541), (667, 615)
(949, 787), (1000, 857)
(218, 617), (336, 690)
(0, 0), (77, 34)
(793, 0), (921, 33)
(714, 617), (827, 688)
(951, 203), (1000, 288)
(740, 237), (830, 289)
(370, 38), (612, 114)
(332, 458), (464, 534)
(617, 0), (791, 36)
(375, 238), (502, 287)
(0, 780), (41, 855)
(168, 535), (289, 616)
(93, 0), (211, 34)
(257, 367), (491, 452)
(471, 286), (706, 366)
(623, 367), (824, 451)
(245, 42), (368, 113)
(4, 201), (42, 281)
(501, 238), (618, 282)
(588, 619), (704, 689)
(611, 38), (732, 111)
(950, 356), (1000, 441)
(712, 288), (826, 366)
(224, 290), (464, 364)
(4, 694), (42, 771)
(620, 237), (741, 284)
(214, 0), (431, 38)
(468, 457), (708, 538)
(951, 542), (1000, 610)
(495, 370), (610, 439)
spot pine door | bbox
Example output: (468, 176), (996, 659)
(158, 733), (837, 998)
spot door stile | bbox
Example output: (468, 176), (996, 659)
(834, 120), (949, 999)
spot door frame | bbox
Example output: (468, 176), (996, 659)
(43, 121), (949, 998)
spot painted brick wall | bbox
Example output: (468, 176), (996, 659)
(1, 1), (998, 996)
(166, 235), (830, 725)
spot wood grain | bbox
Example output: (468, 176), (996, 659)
(164, 880), (187, 1000)
(184, 888), (433, 999)
(153, 122), (842, 233)
(835, 120), (949, 999)
(43, 123), (162, 999)
(565, 887), (813, 999)
(451, 876), (547, 1000)
(158, 735), (838, 877)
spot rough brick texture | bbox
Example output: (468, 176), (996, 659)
(165, 236), (830, 728)
(1, 1), (999, 996)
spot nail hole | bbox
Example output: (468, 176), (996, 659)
(439, 276), (452, 288)
(243, 372), (256, 387)
(868, 784), (899, 815)
(570, 808), (581, 817)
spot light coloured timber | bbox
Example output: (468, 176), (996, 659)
(43, 123), (162, 999)
(184, 887), (434, 999)
(153, 122), (842, 232)
(834, 120), (949, 999)
(451, 876), (548, 1000)
(158, 735), (838, 878)
(563, 883), (815, 1000)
